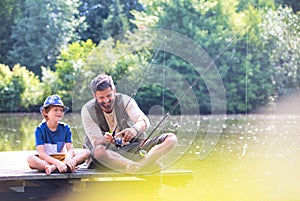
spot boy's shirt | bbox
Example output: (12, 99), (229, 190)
(35, 121), (72, 155)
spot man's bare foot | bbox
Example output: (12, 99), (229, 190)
(45, 164), (57, 175)
(125, 162), (141, 174)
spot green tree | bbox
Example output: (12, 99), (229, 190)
(12, 65), (43, 109)
(0, 0), (23, 64)
(275, 0), (300, 12)
(259, 6), (300, 96)
(0, 64), (16, 112)
(7, 0), (85, 77)
(131, 0), (280, 114)
(54, 39), (96, 109)
(0, 64), (42, 112)
(78, 0), (144, 44)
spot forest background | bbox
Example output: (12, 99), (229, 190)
(0, 0), (299, 114)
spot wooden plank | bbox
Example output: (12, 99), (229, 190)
(0, 151), (192, 181)
(0, 150), (141, 181)
(0, 151), (193, 197)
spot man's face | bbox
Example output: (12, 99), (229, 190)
(94, 87), (116, 113)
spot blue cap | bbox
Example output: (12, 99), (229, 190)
(40, 94), (69, 113)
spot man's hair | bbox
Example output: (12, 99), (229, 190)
(90, 74), (115, 94)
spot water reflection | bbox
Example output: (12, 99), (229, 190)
(1, 113), (300, 200)
(0, 113), (83, 151)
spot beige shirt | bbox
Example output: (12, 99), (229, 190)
(81, 94), (150, 147)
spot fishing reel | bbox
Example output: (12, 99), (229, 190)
(114, 137), (123, 148)
(138, 149), (147, 156)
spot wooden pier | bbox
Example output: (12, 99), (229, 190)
(0, 151), (192, 200)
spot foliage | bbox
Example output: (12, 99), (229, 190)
(12, 65), (43, 109)
(72, 31), (153, 111)
(0, 64), (42, 112)
(275, 0), (300, 12)
(259, 6), (300, 96)
(7, 0), (85, 76)
(53, 39), (96, 109)
(0, 0), (299, 114)
(40, 66), (60, 103)
(131, 0), (297, 114)
(78, 0), (144, 44)
(0, 0), (23, 64)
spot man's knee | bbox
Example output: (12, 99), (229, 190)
(165, 133), (178, 146)
(93, 145), (107, 159)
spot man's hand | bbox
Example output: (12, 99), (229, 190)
(104, 132), (114, 143)
(115, 128), (138, 143)
(94, 137), (110, 146)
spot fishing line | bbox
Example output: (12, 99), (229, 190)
(110, 36), (168, 149)
(242, 29), (250, 156)
(137, 27), (247, 151)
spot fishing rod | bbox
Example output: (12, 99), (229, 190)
(137, 28), (245, 151)
(111, 37), (168, 148)
(111, 92), (135, 147)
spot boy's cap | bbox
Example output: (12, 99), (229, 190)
(40, 94), (69, 113)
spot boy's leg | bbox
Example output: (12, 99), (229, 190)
(27, 154), (48, 170)
(73, 149), (90, 165)
(27, 154), (57, 175)
(45, 164), (57, 175)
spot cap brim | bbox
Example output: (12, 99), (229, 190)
(40, 105), (70, 113)
(63, 106), (70, 113)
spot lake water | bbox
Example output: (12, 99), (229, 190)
(0, 113), (300, 201)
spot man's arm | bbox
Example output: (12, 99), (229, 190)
(125, 97), (150, 133)
(115, 96), (150, 143)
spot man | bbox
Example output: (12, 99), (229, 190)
(81, 74), (178, 173)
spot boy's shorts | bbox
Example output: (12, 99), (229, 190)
(36, 153), (66, 161)
(89, 134), (168, 170)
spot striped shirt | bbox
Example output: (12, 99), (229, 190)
(35, 121), (72, 155)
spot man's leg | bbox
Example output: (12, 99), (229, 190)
(137, 133), (178, 170)
(93, 144), (140, 173)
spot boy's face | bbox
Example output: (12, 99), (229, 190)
(46, 106), (65, 121)
(94, 87), (116, 113)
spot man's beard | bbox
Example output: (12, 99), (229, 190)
(99, 99), (114, 112)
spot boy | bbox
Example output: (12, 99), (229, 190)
(27, 94), (90, 175)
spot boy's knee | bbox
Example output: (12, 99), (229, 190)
(83, 149), (91, 157)
(27, 155), (35, 163)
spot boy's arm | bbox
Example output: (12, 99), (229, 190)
(65, 142), (74, 160)
(65, 143), (76, 172)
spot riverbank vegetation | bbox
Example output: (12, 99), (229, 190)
(0, 0), (299, 114)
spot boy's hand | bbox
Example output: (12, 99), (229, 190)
(65, 158), (77, 172)
(56, 160), (69, 173)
